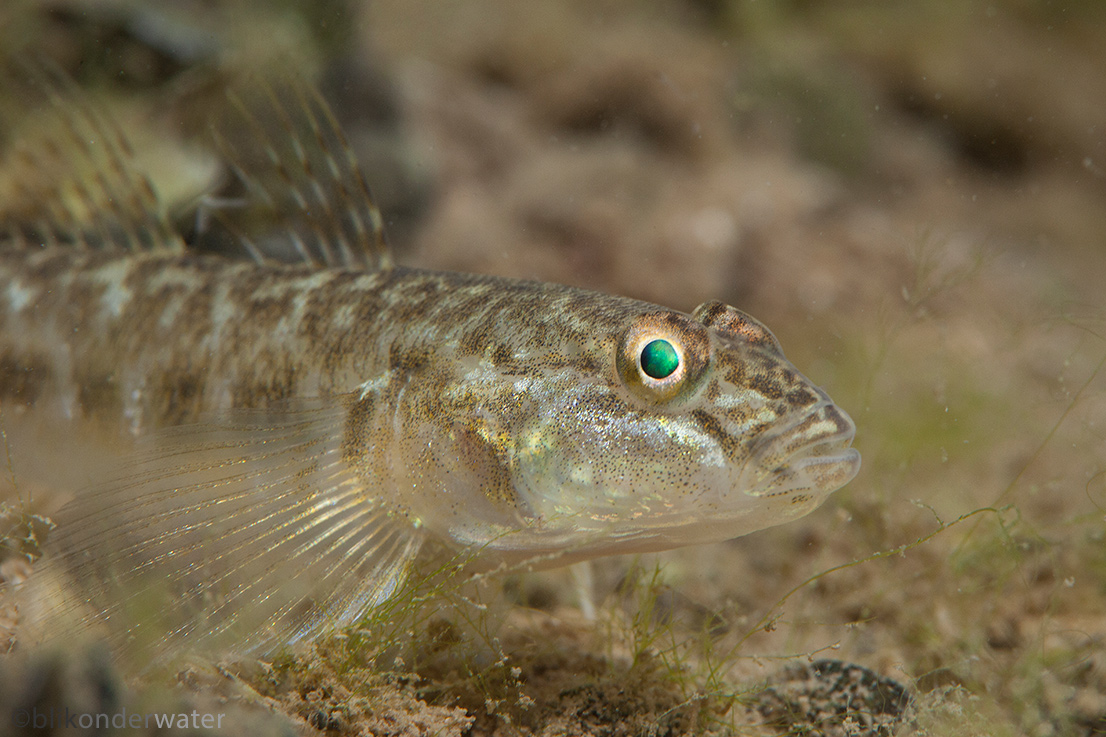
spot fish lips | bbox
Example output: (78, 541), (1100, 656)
(743, 401), (861, 500)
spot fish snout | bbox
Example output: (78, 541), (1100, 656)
(744, 401), (861, 499)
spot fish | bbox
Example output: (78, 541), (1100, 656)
(0, 72), (860, 659)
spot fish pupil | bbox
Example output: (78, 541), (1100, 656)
(640, 339), (679, 379)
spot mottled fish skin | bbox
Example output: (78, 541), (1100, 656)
(0, 249), (857, 549)
(0, 75), (860, 657)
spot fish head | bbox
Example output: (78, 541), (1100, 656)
(494, 299), (860, 560)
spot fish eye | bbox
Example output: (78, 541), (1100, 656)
(640, 339), (679, 379)
(618, 313), (710, 404)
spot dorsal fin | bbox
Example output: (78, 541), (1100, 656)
(208, 76), (393, 271)
(0, 64), (182, 254)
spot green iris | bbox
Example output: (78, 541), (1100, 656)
(640, 339), (680, 379)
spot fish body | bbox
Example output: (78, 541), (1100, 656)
(0, 77), (859, 656)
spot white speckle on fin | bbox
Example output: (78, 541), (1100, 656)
(23, 397), (422, 663)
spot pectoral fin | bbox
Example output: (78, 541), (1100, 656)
(22, 397), (422, 663)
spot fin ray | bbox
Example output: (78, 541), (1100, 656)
(0, 64), (182, 254)
(210, 76), (393, 271)
(24, 398), (421, 661)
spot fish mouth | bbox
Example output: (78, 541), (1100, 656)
(744, 401), (861, 498)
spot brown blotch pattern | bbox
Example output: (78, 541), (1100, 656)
(457, 324), (493, 357)
(0, 350), (51, 404)
(341, 392), (376, 467)
(230, 354), (297, 409)
(747, 372), (785, 401)
(389, 343), (431, 374)
(153, 364), (207, 426)
(786, 385), (820, 409)
(75, 367), (122, 421)
(690, 409), (743, 461)
(693, 300), (782, 354)
(490, 343), (514, 366)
